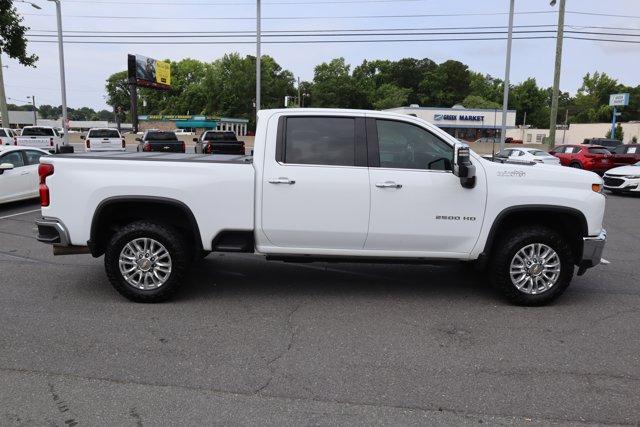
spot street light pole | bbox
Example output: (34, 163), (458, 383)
(499, 0), (515, 153)
(256, 0), (261, 116)
(548, 0), (566, 149)
(28, 95), (37, 125)
(48, 0), (70, 149)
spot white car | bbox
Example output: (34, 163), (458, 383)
(603, 162), (640, 194)
(36, 108), (606, 306)
(498, 147), (561, 165)
(82, 128), (125, 152)
(1, 128), (18, 146)
(0, 146), (50, 204)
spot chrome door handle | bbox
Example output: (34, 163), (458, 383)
(20, 171), (30, 175)
(268, 177), (296, 185)
(375, 181), (402, 189)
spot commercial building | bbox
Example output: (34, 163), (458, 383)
(506, 122), (640, 145)
(138, 115), (249, 136)
(386, 105), (517, 142)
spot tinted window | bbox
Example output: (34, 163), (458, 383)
(530, 150), (548, 156)
(203, 132), (237, 141)
(21, 127), (54, 137)
(88, 129), (120, 138)
(284, 117), (355, 166)
(24, 150), (46, 165)
(588, 147), (611, 155)
(146, 132), (178, 141)
(376, 120), (453, 171)
(0, 151), (25, 167)
(0, 130), (6, 137)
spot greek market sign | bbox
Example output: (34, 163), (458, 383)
(609, 93), (630, 107)
(434, 114), (485, 122)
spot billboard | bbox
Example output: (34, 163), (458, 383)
(609, 93), (630, 107)
(128, 54), (171, 90)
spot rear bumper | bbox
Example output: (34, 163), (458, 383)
(577, 229), (607, 275)
(35, 217), (70, 246)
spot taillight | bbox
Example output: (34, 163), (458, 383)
(38, 163), (54, 207)
(122, 138), (126, 149)
(86, 139), (91, 149)
(49, 138), (54, 147)
(13, 137), (17, 145)
(143, 143), (151, 152)
(181, 140), (186, 153)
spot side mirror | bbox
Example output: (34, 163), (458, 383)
(193, 137), (199, 143)
(80, 135), (85, 140)
(0, 163), (15, 175)
(135, 137), (142, 142)
(453, 143), (476, 189)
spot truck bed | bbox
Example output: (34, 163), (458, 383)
(56, 151), (253, 164)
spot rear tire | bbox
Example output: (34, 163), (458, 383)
(104, 221), (190, 303)
(489, 226), (574, 306)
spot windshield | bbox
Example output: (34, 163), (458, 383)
(146, 132), (178, 141)
(21, 127), (54, 136)
(88, 129), (120, 138)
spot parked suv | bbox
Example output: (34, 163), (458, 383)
(550, 144), (614, 173)
(610, 144), (640, 167)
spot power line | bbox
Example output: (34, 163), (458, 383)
(21, 10), (557, 20)
(61, 0), (443, 5)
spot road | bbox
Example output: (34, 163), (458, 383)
(0, 195), (638, 425)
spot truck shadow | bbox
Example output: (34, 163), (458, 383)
(178, 253), (500, 303)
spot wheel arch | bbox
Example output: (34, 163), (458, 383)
(479, 205), (588, 268)
(89, 196), (203, 257)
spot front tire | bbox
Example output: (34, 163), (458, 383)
(489, 226), (574, 306)
(104, 221), (190, 303)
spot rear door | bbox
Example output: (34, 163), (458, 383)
(261, 115), (370, 250)
(365, 117), (486, 255)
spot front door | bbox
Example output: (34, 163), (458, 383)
(0, 151), (31, 202)
(365, 118), (487, 256)
(261, 115), (370, 250)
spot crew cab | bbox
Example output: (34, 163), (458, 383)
(550, 144), (614, 173)
(196, 131), (245, 155)
(82, 128), (126, 152)
(136, 130), (185, 153)
(15, 126), (63, 152)
(35, 109), (607, 306)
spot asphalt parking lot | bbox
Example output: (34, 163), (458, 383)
(0, 195), (638, 426)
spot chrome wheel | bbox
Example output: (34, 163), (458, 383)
(509, 243), (561, 295)
(118, 238), (172, 290)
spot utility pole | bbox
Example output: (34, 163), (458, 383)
(499, 0), (515, 153)
(297, 76), (301, 108)
(48, 0), (71, 150)
(28, 95), (37, 125)
(548, 0), (566, 149)
(0, 53), (9, 128)
(562, 109), (569, 144)
(256, 0), (261, 115)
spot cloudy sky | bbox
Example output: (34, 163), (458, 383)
(3, 0), (639, 110)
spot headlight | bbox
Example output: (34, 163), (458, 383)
(625, 175), (640, 179)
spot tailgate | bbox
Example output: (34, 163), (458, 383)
(17, 137), (51, 148)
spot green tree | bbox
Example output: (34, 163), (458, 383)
(605, 123), (624, 141)
(372, 84), (411, 110)
(510, 78), (549, 128)
(572, 72), (621, 123)
(311, 58), (364, 108)
(105, 70), (131, 119)
(419, 60), (471, 107)
(0, 0), (37, 66)
(462, 95), (501, 109)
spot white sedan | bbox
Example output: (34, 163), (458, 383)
(498, 147), (561, 165)
(0, 146), (50, 204)
(603, 162), (640, 194)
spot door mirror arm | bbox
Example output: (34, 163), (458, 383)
(453, 143), (476, 189)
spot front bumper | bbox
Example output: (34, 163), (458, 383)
(577, 229), (607, 275)
(35, 217), (70, 246)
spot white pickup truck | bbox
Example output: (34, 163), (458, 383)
(35, 109), (607, 305)
(15, 126), (63, 151)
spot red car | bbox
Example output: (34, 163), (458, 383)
(610, 144), (640, 167)
(549, 144), (614, 173)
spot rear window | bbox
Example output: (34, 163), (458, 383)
(203, 132), (237, 141)
(588, 148), (611, 155)
(21, 127), (54, 136)
(88, 129), (120, 138)
(283, 117), (356, 166)
(146, 132), (178, 141)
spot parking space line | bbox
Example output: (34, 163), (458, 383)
(0, 209), (41, 221)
